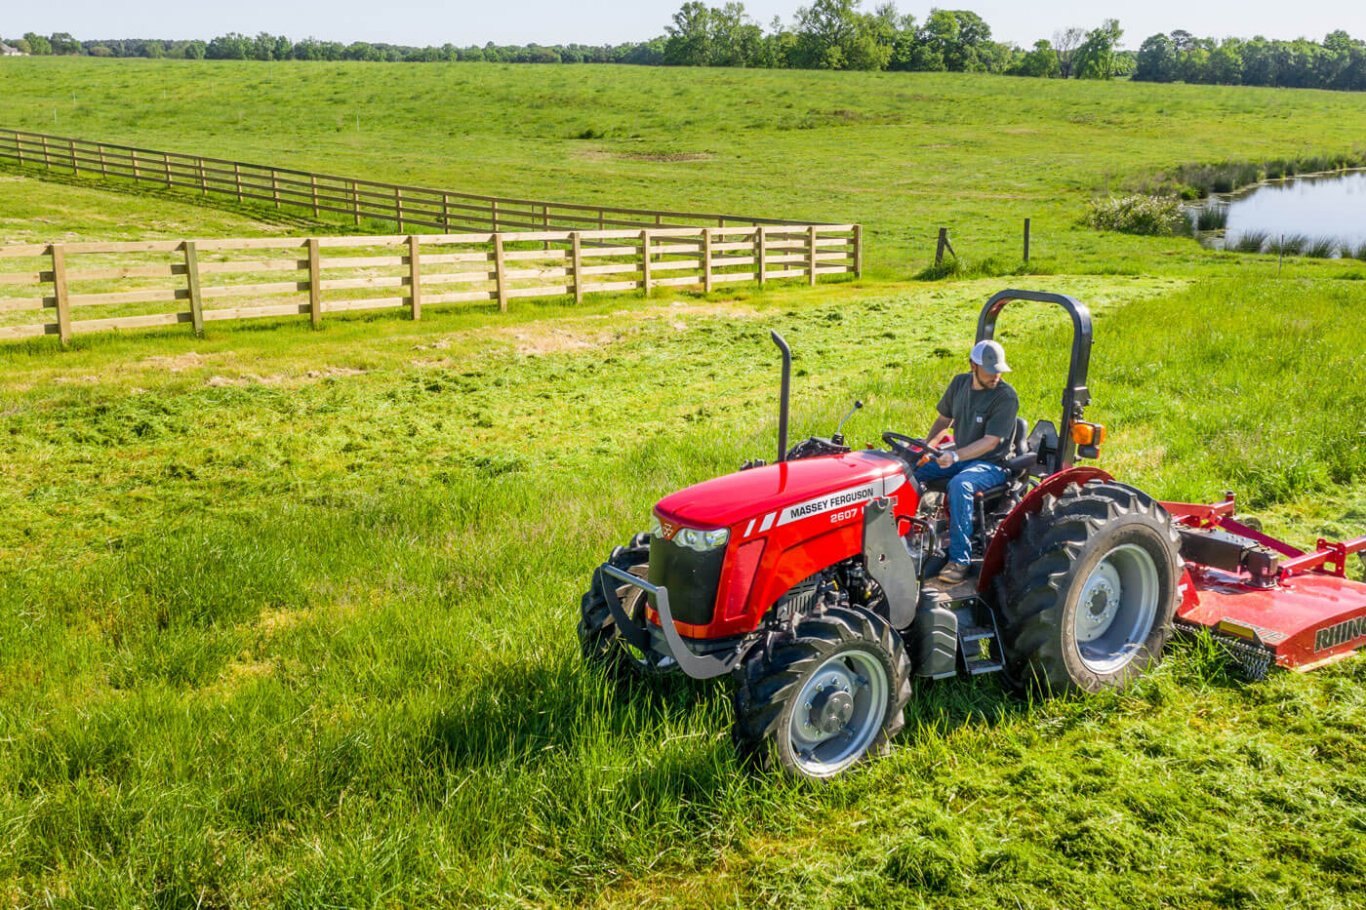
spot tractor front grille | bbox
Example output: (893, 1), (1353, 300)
(648, 535), (726, 627)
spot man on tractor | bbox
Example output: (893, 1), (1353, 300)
(916, 339), (1019, 585)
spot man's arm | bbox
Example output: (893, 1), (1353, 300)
(926, 414), (952, 446)
(942, 434), (1002, 465)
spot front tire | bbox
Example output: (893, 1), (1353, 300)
(1002, 481), (1181, 693)
(732, 606), (912, 780)
(579, 534), (672, 678)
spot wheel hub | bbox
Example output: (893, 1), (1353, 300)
(809, 687), (855, 735)
(1076, 562), (1123, 642)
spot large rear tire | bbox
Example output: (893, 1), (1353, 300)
(579, 534), (673, 678)
(732, 605), (911, 780)
(1002, 481), (1181, 693)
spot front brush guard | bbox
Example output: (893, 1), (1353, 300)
(599, 564), (739, 680)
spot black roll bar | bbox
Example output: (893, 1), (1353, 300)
(976, 289), (1094, 473)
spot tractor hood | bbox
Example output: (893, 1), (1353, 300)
(654, 450), (910, 531)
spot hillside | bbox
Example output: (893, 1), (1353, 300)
(3, 58), (1366, 274)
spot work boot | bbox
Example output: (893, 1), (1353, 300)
(936, 561), (970, 585)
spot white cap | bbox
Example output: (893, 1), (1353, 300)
(970, 339), (1011, 374)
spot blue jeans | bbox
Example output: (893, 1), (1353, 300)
(913, 459), (1009, 565)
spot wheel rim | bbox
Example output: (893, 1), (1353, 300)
(1074, 543), (1160, 674)
(788, 650), (888, 777)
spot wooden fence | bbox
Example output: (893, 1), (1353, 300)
(0, 127), (815, 234)
(0, 225), (861, 344)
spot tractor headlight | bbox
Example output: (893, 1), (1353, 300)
(651, 514), (728, 551)
(678, 527), (730, 552)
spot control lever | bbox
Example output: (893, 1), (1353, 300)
(831, 399), (863, 447)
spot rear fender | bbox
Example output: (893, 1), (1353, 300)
(977, 467), (1113, 594)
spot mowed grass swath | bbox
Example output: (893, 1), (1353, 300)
(3, 57), (1366, 276)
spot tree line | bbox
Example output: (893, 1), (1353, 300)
(1133, 30), (1366, 91)
(3, 2), (1363, 91)
(1, 3), (1131, 79)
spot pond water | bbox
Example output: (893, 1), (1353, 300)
(1198, 170), (1366, 255)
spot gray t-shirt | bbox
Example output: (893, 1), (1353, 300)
(936, 373), (1020, 464)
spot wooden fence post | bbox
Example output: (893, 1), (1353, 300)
(493, 233), (507, 312)
(40, 135), (51, 167)
(1023, 217), (1031, 264)
(808, 225), (818, 286)
(408, 235), (422, 320)
(395, 187), (404, 233)
(442, 193), (451, 232)
(641, 229), (653, 294)
(310, 175), (319, 217)
(935, 227), (948, 266)
(757, 226), (767, 287)
(702, 228), (714, 294)
(183, 241), (204, 336)
(571, 232), (583, 305)
(163, 152), (172, 189)
(307, 238), (322, 328)
(350, 180), (360, 226)
(14, 132), (25, 167)
(271, 169), (280, 208)
(68, 138), (78, 175)
(130, 149), (140, 182)
(97, 144), (108, 177)
(490, 200), (499, 233)
(50, 244), (72, 346)
(233, 163), (242, 203)
(853, 224), (863, 278)
(197, 157), (207, 195)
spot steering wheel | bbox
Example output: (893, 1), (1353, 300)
(882, 431), (946, 463)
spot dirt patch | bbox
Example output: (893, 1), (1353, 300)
(512, 328), (621, 356)
(140, 352), (208, 373)
(578, 148), (716, 163)
(206, 366), (366, 387)
(305, 367), (366, 380)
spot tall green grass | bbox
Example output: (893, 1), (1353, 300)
(3, 58), (1366, 277)
(1, 273), (1363, 905)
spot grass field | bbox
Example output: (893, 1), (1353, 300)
(1, 61), (1365, 907)
(3, 58), (1366, 276)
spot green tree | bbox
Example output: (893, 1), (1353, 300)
(49, 32), (81, 55)
(206, 33), (251, 59)
(1014, 39), (1059, 77)
(1207, 40), (1243, 84)
(664, 2), (713, 65)
(1134, 33), (1177, 82)
(792, 0), (892, 70)
(1074, 19), (1123, 79)
(24, 32), (53, 55)
(184, 40), (207, 60)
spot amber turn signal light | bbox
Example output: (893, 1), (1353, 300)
(1071, 422), (1107, 446)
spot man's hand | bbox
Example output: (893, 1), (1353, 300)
(935, 451), (957, 469)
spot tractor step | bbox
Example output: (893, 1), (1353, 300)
(959, 624), (996, 642)
(964, 656), (1005, 676)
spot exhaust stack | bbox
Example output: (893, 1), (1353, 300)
(772, 330), (791, 463)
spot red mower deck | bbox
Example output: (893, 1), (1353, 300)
(1168, 495), (1366, 674)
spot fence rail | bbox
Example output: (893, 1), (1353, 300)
(0, 224), (860, 345)
(0, 127), (818, 235)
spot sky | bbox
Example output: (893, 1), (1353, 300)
(6, 0), (1364, 50)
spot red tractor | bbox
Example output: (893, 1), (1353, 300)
(580, 290), (1366, 780)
